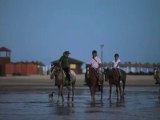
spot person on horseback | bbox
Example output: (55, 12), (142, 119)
(89, 50), (102, 85)
(112, 53), (121, 79)
(59, 51), (71, 85)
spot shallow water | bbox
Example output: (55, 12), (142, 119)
(0, 86), (160, 120)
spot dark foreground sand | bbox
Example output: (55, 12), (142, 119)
(0, 74), (157, 91)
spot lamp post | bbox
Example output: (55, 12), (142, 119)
(100, 44), (104, 63)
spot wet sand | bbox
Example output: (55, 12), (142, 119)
(0, 87), (160, 120)
(0, 75), (160, 120)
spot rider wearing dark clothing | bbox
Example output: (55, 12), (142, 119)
(59, 51), (71, 84)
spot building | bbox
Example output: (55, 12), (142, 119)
(5, 61), (45, 76)
(0, 47), (11, 76)
(0, 47), (45, 76)
(51, 57), (84, 74)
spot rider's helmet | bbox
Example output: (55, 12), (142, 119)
(92, 50), (97, 54)
(63, 51), (70, 55)
(114, 53), (119, 57)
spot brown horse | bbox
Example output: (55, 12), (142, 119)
(154, 68), (160, 99)
(104, 68), (124, 100)
(119, 69), (127, 95)
(86, 65), (104, 102)
(154, 68), (160, 84)
(50, 63), (76, 102)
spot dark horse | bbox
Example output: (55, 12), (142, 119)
(104, 68), (126, 100)
(50, 63), (76, 102)
(154, 68), (160, 84)
(154, 68), (160, 99)
(85, 64), (104, 102)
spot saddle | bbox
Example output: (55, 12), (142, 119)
(90, 68), (103, 85)
(112, 68), (121, 81)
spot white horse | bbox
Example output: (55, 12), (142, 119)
(50, 63), (76, 102)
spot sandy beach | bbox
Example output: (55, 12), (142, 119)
(0, 74), (157, 91)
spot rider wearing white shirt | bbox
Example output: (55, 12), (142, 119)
(89, 50), (102, 86)
(112, 59), (120, 68)
(112, 53), (121, 79)
(89, 50), (102, 70)
(112, 53), (121, 68)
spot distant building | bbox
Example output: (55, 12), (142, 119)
(5, 61), (45, 76)
(121, 66), (153, 74)
(0, 47), (11, 76)
(0, 47), (45, 76)
(51, 57), (84, 74)
(103, 61), (154, 74)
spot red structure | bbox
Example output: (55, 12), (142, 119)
(0, 47), (45, 76)
(0, 47), (11, 76)
(5, 62), (44, 75)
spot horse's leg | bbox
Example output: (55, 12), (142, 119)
(158, 84), (160, 99)
(72, 83), (75, 101)
(109, 84), (112, 100)
(91, 86), (94, 102)
(119, 83), (122, 99)
(122, 79), (126, 96)
(93, 85), (97, 102)
(100, 85), (103, 101)
(67, 85), (71, 101)
(57, 86), (60, 103)
(60, 85), (64, 102)
(89, 85), (92, 101)
(116, 85), (119, 100)
(90, 86), (95, 102)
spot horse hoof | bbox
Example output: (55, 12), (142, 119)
(49, 98), (53, 102)
(121, 95), (124, 98)
(56, 100), (60, 104)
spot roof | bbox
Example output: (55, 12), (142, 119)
(51, 57), (84, 64)
(0, 47), (11, 52)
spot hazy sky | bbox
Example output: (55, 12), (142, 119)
(0, 0), (160, 65)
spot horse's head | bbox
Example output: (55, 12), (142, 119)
(54, 62), (62, 74)
(50, 62), (62, 79)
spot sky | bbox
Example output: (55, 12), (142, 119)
(0, 0), (160, 65)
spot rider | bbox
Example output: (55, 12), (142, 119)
(89, 50), (102, 85)
(112, 53), (121, 79)
(59, 51), (71, 85)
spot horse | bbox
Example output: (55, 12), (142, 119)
(50, 63), (76, 102)
(86, 64), (104, 102)
(104, 68), (126, 100)
(119, 69), (127, 95)
(154, 68), (160, 99)
(154, 68), (160, 84)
